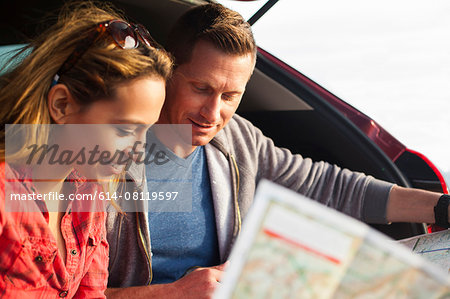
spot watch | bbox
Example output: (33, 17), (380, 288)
(433, 194), (450, 229)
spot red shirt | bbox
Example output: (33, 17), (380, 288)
(0, 162), (109, 298)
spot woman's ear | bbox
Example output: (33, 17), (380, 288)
(47, 84), (80, 124)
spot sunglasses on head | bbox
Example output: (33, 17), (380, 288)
(52, 19), (157, 86)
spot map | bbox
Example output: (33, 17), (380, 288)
(335, 234), (448, 298)
(398, 230), (450, 274)
(215, 180), (450, 299)
(233, 202), (363, 298)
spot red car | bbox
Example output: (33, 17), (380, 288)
(1, 0), (447, 239)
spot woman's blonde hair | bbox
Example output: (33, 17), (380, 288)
(0, 1), (172, 161)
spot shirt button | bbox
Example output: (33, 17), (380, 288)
(35, 255), (43, 262)
(59, 291), (68, 297)
(70, 249), (77, 256)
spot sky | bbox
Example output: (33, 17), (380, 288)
(219, 0), (450, 184)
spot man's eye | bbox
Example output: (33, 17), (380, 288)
(194, 85), (208, 92)
(222, 94), (235, 101)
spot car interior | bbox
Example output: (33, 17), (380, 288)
(1, 0), (440, 239)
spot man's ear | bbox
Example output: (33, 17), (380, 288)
(47, 84), (80, 124)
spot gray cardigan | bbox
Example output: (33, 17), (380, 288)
(107, 114), (393, 287)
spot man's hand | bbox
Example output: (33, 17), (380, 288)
(172, 262), (228, 299)
(105, 262), (228, 299)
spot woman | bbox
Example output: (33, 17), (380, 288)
(0, 2), (172, 298)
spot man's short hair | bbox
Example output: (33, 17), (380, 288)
(166, 3), (256, 66)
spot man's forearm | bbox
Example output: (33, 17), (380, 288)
(386, 185), (447, 224)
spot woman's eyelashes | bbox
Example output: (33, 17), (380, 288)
(115, 125), (136, 137)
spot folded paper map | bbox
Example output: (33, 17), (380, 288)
(215, 180), (450, 299)
(398, 230), (450, 274)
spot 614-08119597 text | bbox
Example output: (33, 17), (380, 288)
(97, 191), (179, 201)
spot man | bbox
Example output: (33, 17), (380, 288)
(106, 3), (449, 298)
